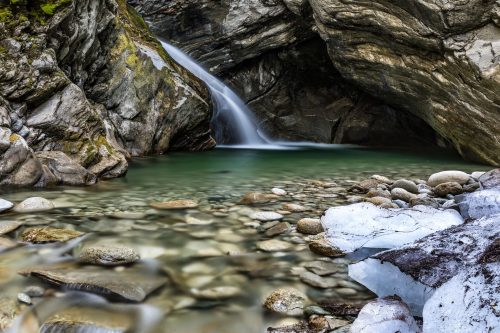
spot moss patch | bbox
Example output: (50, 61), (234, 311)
(39, 0), (70, 15)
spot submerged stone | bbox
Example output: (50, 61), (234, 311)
(256, 239), (292, 252)
(249, 211), (283, 221)
(0, 297), (22, 331)
(0, 221), (23, 236)
(239, 192), (278, 205)
(150, 199), (198, 210)
(0, 237), (17, 252)
(78, 245), (140, 266)
(41, 306), (134, 333)
(19, 266), (167, 302)
(264, 288), (308, 316)
(13, 197), (55, 213)
(21, 227), (84, 243)
(0, 199), (14, 213)
(191, 286), (242, 300)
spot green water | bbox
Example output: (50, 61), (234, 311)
(0, 147), (488, 333)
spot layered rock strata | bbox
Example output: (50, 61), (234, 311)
(0, 0), (215, 187)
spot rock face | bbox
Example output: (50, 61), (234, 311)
(0, 0), (214, 187)
(131, 0), (441, 150)
(310, 1), (500, 165)
(131, 0), (500, 165)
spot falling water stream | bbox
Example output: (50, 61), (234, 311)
(160, 41), (269, 146)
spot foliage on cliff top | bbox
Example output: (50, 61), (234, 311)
(0, 0), (71, 26)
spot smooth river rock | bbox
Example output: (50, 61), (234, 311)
(427, 171), (470, 187)
(433, 182), (463, 197)
(19, 266), (167, 302)
(150, 200), (198, 210)
(0, 221), (23, 236)
(239, 192), (279, 205)
(249, 211), (284, 221)
(78, 245), (140, 266)
(13, 197), (54, 213)
(351, 296), (421, 333)
(256, 239), (292, 252)
(390, 188), (417, 202)
(322, 203), (463, 253)
(0, 199), (13, 213)
(296, 218), (323, 235)
(21, 227), (84, 243)
(264, 288), (308, 316)
(391, 180), (419, 194)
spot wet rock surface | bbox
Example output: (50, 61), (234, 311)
(78, 246), (140, 266)
(13, 197), (54, 213)
(150, 200), (199, 210)
(131, 0), (500, 165)
(21, 227), (84, 244)
(19, 266), (168, 302)
(0, 162), (493, 332)
(0, 199), (13, 213)
(264, 288), (309, 316)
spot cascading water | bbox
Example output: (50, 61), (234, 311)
(160, 41), (268, 146)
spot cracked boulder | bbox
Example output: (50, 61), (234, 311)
(349, 214), (499, 314)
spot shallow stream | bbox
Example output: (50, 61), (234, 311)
(0, 147), (489, 333)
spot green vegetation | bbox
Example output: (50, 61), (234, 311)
(39, 0), (70, 15)
(0, 7), (13, 23)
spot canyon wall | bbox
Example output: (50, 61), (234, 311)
(0, 0), (215, 187)
(132, 0), (499, 165)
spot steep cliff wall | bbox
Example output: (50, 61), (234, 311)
(132, 0), (499, 165)
(0, 0), (215, 187)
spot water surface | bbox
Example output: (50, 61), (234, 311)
(0, 147), (488, 333)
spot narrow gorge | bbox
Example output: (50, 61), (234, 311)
(0, 1), (498, 333)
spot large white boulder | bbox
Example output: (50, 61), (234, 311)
(349, 215), (499, 315)
(423, 263), (499, 333)
(321, 203), (463, 253)
(351, 296), (421, 333)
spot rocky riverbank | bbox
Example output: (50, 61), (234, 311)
(0, 164), (496, 332)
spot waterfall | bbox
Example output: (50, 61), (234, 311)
(160, 41), (268, 146)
